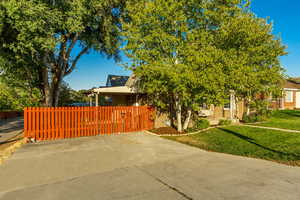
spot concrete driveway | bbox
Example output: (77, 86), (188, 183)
(0, 117), (23, 144)
(0, 132), (299, 200)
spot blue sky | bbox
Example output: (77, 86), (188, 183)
(65, 0), (300, 90)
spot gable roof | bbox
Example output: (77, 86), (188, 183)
(106, 75), (129, 87)
(93, 74), (140, 94)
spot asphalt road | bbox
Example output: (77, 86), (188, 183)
(0, 132), (299, 200)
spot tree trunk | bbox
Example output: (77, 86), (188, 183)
(42, 67), (53, 107)
(245, 97), (251, 116)
(175, 95), (182, 132)
(170, 96), (176, 128)
(42, 65), (64, 107)
(53, 69), (65, 107)
(40, 37), (87, 107)
(183, 107), (192, 130)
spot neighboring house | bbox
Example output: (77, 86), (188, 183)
(270, 79), (300, 110)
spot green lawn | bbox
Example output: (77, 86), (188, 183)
(165, 126), (300, 166)
(258, 110), (300, 131)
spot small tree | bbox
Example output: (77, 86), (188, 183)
(215, 9), (286, 114)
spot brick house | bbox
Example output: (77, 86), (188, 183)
(270, 79), (300, 110)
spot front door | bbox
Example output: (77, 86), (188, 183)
(296, 92), (300, 108)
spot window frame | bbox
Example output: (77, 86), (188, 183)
(285, 90), (293, 103)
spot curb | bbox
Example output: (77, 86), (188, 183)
(144, 125), (224, 137)
(0, 137), (27, 165)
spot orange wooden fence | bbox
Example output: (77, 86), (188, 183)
(24, 106), (154, 141)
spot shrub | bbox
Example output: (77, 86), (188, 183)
(242, 112), (269, 123)
(219, 119), (232, 126)
(242, 113), (257, 123)
(243, 99), (274, 123)
(194, 118), (210, 130)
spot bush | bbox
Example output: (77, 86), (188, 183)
(243, 100), (274, 123)
(195, 118), (210, 130)
(219, 119), (232, 126)
(242, 113), (269, 123)
(242, 113), (255, 123)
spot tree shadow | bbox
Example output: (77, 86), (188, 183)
(218, 128), (300, 159)
(0, 138), (22, 145)
(274, 110), (300, 118)
(0, 126), (23, 133)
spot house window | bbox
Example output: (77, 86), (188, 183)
(285, 91), (293, 103)
(224, 102), (230, 110)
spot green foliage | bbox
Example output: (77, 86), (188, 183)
(195, 118), (210, 130)
(0, 0), (125, 106)
(123, 0), (286, 130)
(58, 82), (89, 106)
(186, 118), (210, 133)
(0, 78), (42, 111)
(243, 99), (273, 123)
(242, 113), (269, 123)
(219, 119), (232, 126)
(242, 113), (258, 123)
(250, 100), (273, 117)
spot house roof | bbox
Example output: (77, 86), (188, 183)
(91, 74), (140, 94)
(93, 86), (137, 94)
(106, 75), (129, 87)
(289, 77), (300, 83)
(284, 79), (300, 89)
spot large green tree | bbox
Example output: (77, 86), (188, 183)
(123, 0), (286, 131)
(0, 0), (125, 106)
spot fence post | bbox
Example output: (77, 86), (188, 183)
(24, 107), (27, 138)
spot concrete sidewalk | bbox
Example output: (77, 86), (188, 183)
(0, 117), (23, 144)
(0, 132), (299, 200)
(241, 124), (300, 133)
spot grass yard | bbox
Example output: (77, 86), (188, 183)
(165, 126), (300, 166)
(258, 110), (300, 131)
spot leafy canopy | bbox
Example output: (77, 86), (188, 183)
(0, 0), (125, 106)
(123, 0), (286, 110)
(123, 0), (286, 130)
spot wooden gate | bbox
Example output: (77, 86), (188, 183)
(24, 106), (154, 141)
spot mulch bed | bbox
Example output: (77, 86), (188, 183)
(149, 127), (187, 135)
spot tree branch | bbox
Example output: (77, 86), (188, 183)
(64, 47), (89, 76)
(65, 33), (79, 60)
(58, 35), (68, 66)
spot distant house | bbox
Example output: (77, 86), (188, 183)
(270, 79), (300, 110)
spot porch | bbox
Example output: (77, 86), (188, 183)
(88, 86), (142, 107)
